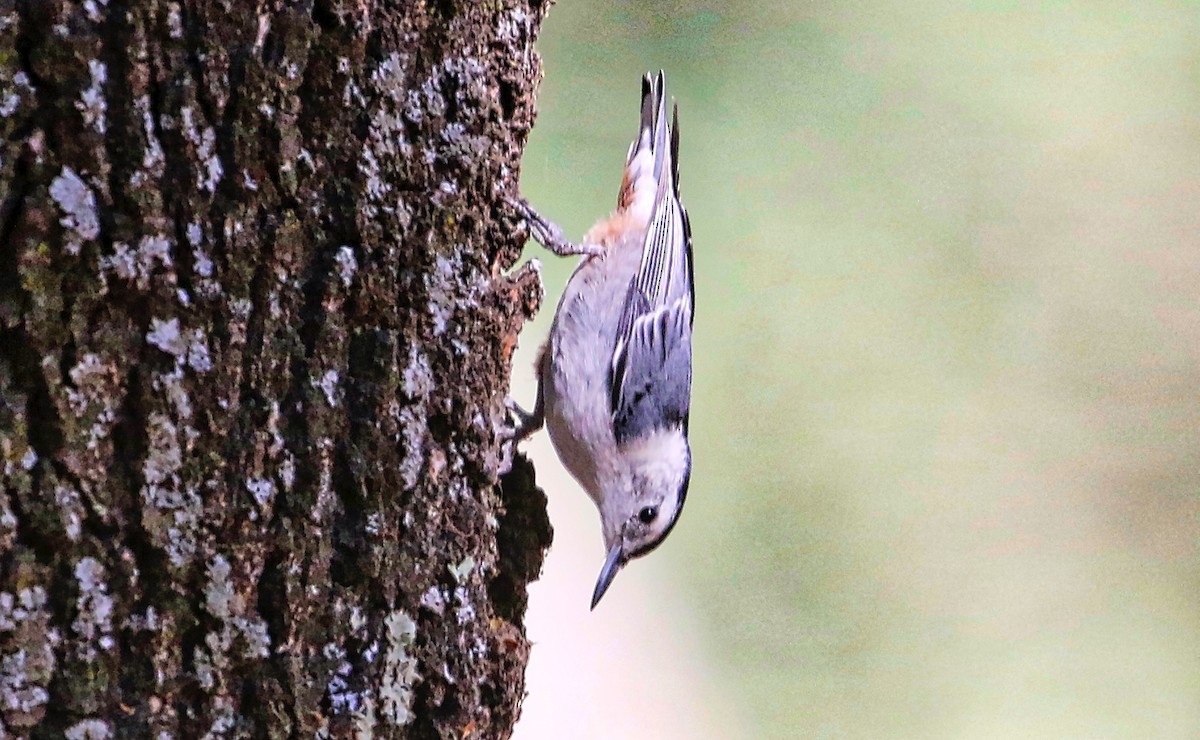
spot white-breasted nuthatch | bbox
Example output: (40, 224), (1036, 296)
(507, 71), (694, 609)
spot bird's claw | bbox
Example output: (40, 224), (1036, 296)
(500, 397), (540, 444)
(508, 196), (604, 259)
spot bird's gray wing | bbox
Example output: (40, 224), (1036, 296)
(610, 74), (694, 445)
(609, 277), (693, 445)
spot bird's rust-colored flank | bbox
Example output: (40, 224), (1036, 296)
(616, 165), (637, 210)
(584, 208), (649, 248)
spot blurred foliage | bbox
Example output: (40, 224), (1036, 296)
(517, 1), (1200, 737)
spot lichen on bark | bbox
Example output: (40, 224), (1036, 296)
(0, 1), (552, 736)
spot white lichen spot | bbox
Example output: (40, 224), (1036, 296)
(49, 167), (100, 253)
(397, 406), (426, 490)
(132, 95), (165, 186)
(0, 68), (32, 118)
(0, 502), (15, 533)
(280, 453), (296, 491)
(194, 646), (214, 690)
(362, 639), (379, 665)
(140, 233), (173, 272)
(325, 645), (361, 715)
(449, 555), (475, 584)
(201, 132), (223, 191)
(76, 59), (108, 134)
(55, 484), (84, 541)
(342, 77), (364, 108)
(402, 345), (433, 399)
(379, 611), (420, 727)
(141, 410), (201, 566)
(497, 6), (531, 43)
(315, 369), (340, 407)
(142, 413), (182, 489)
(0, 586), (53, 716)
(153, 366), (193, 422)
(364, 511), (382, 536)
(360, 147), (386, 209)
(146, 317), (211, 373)
(402, 90), (424, 125)
(65, 719), (112, 740)
(311, 437), (335, 523)
(349, 606), (368, 634)
(180, 106), (223, 192)
(419, 586), (445, 616)
(204, 696), (236, 740)
(297, 147), (315, 171)
(335, 245), (358, 288)
(82, 0), (109, 23)
(353, 695), (378, 739)
(453, 587), (476, 626)
(21, 447), (38, 471)
(167, 2), (183, 38)
(246, 477), (274, 509)
(73, 558), (115, 661)
(323, 641), (345, 662)
(426, 252), (464, 336)
(147, 317), (185, 357)
(0, 650), (51, 716)
(102, 233), (175, 291)
(125, 605), (160, 633)
(442, 122), (465, 145)
(265, 401), (285, 456)
(229, 298), (253, 346)
(66, 352), (121, 451)
(204, 555), (271, 667)
(187, 224), (219, 297)
(187, 329), (212, 372)
(358, 52), (419, 213)
(100, 241), (137, 283)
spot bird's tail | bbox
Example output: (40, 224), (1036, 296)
(617, 71), (674, 224)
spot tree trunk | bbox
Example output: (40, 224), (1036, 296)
(0, 0), (552, 736)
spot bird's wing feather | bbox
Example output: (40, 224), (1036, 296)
(610, 72), (694, 445)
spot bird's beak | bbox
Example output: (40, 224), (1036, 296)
(591, 543), (624, 610)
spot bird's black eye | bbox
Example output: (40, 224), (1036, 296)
(638, 506), (658, 525)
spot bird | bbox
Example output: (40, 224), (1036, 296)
(506, 70), (694, 609)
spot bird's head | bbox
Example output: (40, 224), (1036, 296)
(592, 426), (691, 608)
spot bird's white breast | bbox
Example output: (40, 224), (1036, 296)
(543, 232), (644, 505)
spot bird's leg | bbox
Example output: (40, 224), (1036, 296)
(500, 373), (545, 444)
(499, 343), (548, 445)
(502, 396), (543, 443)
(510, 197), (605, 259)
(498, 362), (541, 474)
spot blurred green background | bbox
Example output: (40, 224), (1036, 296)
(511, 2), (1200, 738)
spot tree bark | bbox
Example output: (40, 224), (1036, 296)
(0, 0), (551, 736)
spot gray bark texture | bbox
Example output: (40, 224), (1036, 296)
(0, 0), (553, 736)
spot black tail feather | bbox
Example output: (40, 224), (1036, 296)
(671, 102), (680, 192)
(639, 73), (655, 141)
